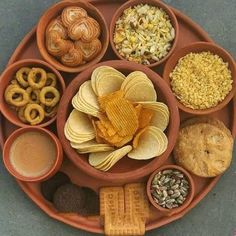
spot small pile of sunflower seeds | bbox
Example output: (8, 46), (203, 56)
(151, 169), (189, 209)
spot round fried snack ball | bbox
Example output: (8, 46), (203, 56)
(79, 187), (99, 216)
(41, 172), (71, 202)
(174, 122), (233, 177)
(53, 184), (86, 213)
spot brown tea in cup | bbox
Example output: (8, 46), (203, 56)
(9, 131), (56, 178)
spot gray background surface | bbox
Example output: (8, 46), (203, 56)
(0, 0), (235, 235)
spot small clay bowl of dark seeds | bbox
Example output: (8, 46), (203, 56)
(147, 165), (195, 216)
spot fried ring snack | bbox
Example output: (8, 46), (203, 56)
(44, 104), (58, 118)
(46, 73), (57, 87)
(40, 86), (60, 107)
(61, 6), (88, 27)
(16, 67), (31, 87)
(28, 68), (47, 89)
(26, 87), (40, 104)
(24, 103), (45, 125)
(4, 84), (20, 103)
(18, 105), (37, 123)
(6, 87), (29, 107)
(75, 38), (102, 61)
(11, 79), (19, 85)
(46, 17), (68, 39)
(60, 47), (83, 67)
(46, 31), (73, 57)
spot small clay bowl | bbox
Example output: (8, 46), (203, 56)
(109, 0), (179, 68)
(57, 60), (180, 183)
(3, 127), (63, 182)
(147, 164), (195, 216)
(37, 0), (109, 73)
(163, 42), (236, 115)
(0, 59), (65, 128)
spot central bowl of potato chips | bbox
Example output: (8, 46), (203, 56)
(57, 60), (179, 182)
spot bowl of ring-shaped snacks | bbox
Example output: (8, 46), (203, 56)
(0, 59), (65, 127)
(146, 164), (195, 216)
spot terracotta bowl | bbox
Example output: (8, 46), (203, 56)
(109, 0), (179, 68)
(36, 0), (109, 73)
(57, 60), (180, 183)
(0, 59), (65, 128)
(146, 164), (195, 216)
(163, 42), (236, 115)
(3, 127), (63, 182)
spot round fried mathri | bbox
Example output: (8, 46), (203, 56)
(28, 68), (47, 89)
(24, 103), (45, 125)
(46, 73), (57, 87)
(174, 123), (233, 177)
(18, 105), (37, 123)
(68, 17), (100, 42)
(46, 31), (73, 57)
(60, 47), (83, 67)
(46, 17), (68, 39)
(61, 6), (87, 27)
(75, 38), (102, 61)
(40, 86), (60, 107)
(6, 87), (29, 107)
(26, 87), (40, 104)
(16, 67), (31, 87)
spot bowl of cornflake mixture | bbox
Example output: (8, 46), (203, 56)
(110, 0), (179, 67)
(163, 42), (236, 115)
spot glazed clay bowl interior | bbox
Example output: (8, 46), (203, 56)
(37, 0), (109, 73)
(57, 60), (180, 183)
(0, 59), (66, 128)
(109, 0), (179, 68)
(146, 164), (195, 216)
(163, 41), (236, 115)
(3, 127), (63, 182)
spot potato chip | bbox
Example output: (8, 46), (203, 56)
(128, 126), (168, 160)
(137, 101), (169, 131)
(70, 140), (114, 153)
(124, 82), (157, 102)
(64, 122), (94, 143)
(64, 109), (95, 143)
(89, 145), (132, 171)
(121, 71), (153, 92)
(91, 66), (125, 96)
(105, 97), (139, 137)
(132, 128), (147, 149)
(98, 90), (124, 111)
(72, 95), (100, 118)
(138, 108), (154, 129)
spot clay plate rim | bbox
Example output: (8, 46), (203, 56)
(163, 41), (236, 115)
(0, 0), (234, 234)
(36, 0), (109, 73)
(109, 0), (179, 68)
(57, 59), (180, 183)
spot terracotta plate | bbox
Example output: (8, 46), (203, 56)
(0, 0), (236, 234)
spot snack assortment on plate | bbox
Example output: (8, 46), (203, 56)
(150, 169), (190, 209)
(64, 66), (170, 171)
(4, 67), (61, 125)
(170, 52), (233, 109)
(100, 183), (148, 235)
(174, 117), (233, 177)
(46, 6), (102, 67)
(113, 4), (175, 65)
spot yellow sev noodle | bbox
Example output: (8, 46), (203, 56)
(170, 52), (232, 109)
